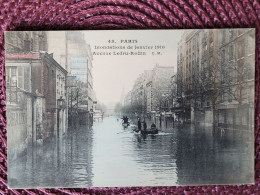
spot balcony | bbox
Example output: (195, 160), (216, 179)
(6, 86), (28, 107)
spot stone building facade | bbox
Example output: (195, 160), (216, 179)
(148, 65), (175, 114)
(6, 53), (40, 161)
(124, 65), (175, 122)
(38, 52), (68, 138)
(176, 29), (255, 130)
(217, 29), (255, 131)
(5, 31), (48, 54)
(5, 32), (68, 161)
(130, 71), (151, 116)
(47, 31), (94, 126)
(176, 29), (220, 125)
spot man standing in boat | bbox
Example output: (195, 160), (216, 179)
(125, 116), (129, 125)
(122, 116), (129, 125)
(143, 120), (147, 131)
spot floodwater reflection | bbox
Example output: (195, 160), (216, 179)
(92, 116), (253, 187)
(8, 116), (253, 188)
(8, 126), (93, 188)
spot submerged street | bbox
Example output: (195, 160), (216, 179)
(6, 29), (255, 189)
(8, 116), (253, 188)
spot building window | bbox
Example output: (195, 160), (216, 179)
(6, 67), (17, 87)
(17, 67), (24, 89)
(6, 66), (30, 105)
(6, 67), (26, 89)
(228, 94), (232, 102)
(52, 70), (55, 94)
(24, 33), (31, 52)
(221, 91), (224, 102)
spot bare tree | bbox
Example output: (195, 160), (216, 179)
(68, 80), (88, 124)
(194, 32), (221, 127)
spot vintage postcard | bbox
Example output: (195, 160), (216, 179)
(5, 29), (255, 188)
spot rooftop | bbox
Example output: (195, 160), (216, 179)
(5, 53), (40, 60)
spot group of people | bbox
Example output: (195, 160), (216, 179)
(137, 118), (156, 131)
(120, 116), (157, 131)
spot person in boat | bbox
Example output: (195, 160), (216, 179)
(143, 120), (147, 131)
(151, 123), (156, 130)
(137, 118), (142, 131)
(124, 116), (129, 125)
(159, 114), (162, 127)
(122, 116), (129, 125)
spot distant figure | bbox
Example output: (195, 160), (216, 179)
(123, 116), (129, 124)
(220, 127), (225, 136)
(151, 123), (156, 129)
(137, 118), (142, 131)
(143, 120), (147, 131)
(159, 114), (162, 127)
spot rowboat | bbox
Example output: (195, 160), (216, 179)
(140, 128), (158, 135)
(133, 128), (158, 134)
(122, 123), (129, 128)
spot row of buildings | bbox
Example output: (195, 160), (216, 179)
(6, 31), (94, 161)
(176, 28), (254, 130)
(48, 31), (95, 126)
(123, 65), (175, 125)
(123, 29), (254, 131)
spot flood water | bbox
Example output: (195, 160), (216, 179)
(8, 116), (254, 188)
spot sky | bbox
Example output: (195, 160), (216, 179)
(84, 30), (184, 106)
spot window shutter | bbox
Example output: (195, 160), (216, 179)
(17, 67), (24, 89)
(24, 66), (31, 92)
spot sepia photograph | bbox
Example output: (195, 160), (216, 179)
(5, 29), (255, 188)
